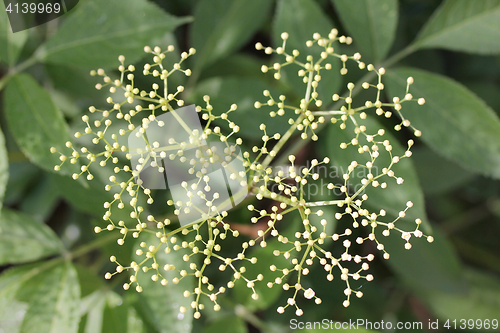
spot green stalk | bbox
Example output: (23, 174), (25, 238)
(0, 55), (39, 91)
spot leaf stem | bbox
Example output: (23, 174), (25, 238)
(0, 55), (39, 91)
(67, 232), (117, 260)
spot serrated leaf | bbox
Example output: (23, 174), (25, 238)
(385, 67), (500, 179)
(0, 208), (63, 265)
(19, 262), (81, 333)
(38, 0), (191, 68)
(413, 0), (500, 54)
(0, 127), (7, 212)
(190, 0), (273, 71)
(0, 1), (28, 66)
(192, 77), (290, 139)
(332, 0), (398, 63)
(4, 73), (79, 176)
(273, 0), (341, 99)
(132, 233), (194, 333)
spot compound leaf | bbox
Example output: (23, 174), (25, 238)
(413, 0), (500, 54)
(385, 67), (500, 179)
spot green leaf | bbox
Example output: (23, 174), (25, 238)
(199, 54), (264, 81)
(39, 0), (191, 68)
(413, 0), (500, 54)
(0, 1), (28, 66)
(132, 233), (194, 333)
(102, 292), (128, 333)
(412, 146), (475, 195)
(0, 127), (7, 211)
(127, 305), (146, 333)
(192, 77), (290, 139)
(382, 228), (466, 294)
(80, 290), (129, 333)
(0, 262), (81, 333)
(4, 162), (41, 206)
(201, 316), (247, 333)
(19, 262), (81, 333)
(19, 175), (60, 222)
(75, 264), (104, 298)
(273, 0), (340, 100)
(385, 67), (500, 179)
(190, 0), (274, 71)
(49, 172), (108, 215)
(45, 63), (106, 102)
(0, 264), (44, 333)
(0, 208), (63, 265)
(332, 0), (398, 63)
(426, 268), (500, 320)
(79, 291), (106, 333)
(4, 73), (79, 176)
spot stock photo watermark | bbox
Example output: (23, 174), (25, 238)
(128, 104), (247, 227)
(290, 318), (499, 331)
(3, 0), (79, 32)
(270, 161), (379, 201)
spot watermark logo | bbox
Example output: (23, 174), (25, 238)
(128, 105), (248, 227)
(3, 0), (79, 33)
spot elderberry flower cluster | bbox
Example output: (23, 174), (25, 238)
(51, 29), (433, 319)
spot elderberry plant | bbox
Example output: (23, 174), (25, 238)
(51, 29), (433, 318)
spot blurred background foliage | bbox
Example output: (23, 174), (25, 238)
(1, 0), (500, 332)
